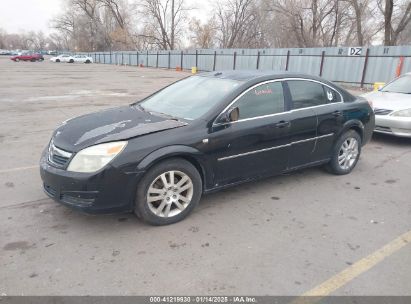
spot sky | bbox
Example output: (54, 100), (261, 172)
(0, 0), (63, 34)
(0, 0), (211, 34)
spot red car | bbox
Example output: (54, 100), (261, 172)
(11, 53), (44, 62)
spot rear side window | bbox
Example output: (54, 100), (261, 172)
(288, 80), (327, 109)
(323, 86), (342, 103)
(233, 82), (285, 119)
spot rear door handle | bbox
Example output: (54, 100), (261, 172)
(274, 120), (290, 128)
(332, 110), (343, 117)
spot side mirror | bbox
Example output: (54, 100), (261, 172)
(216, 107), (240, 124)
(227, 107), (240, 122)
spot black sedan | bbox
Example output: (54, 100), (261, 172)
(40, 71), (375, 225)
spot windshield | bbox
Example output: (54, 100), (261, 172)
(381, 75), (411, 94)
(139, 76), (242, 120)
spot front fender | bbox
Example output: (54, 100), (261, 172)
(136, 145), (205, 172)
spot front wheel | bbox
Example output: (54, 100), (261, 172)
(134, 158), (202, 225)
(326, 130), (362, 175)
(85, 60), (91, 64)
(69, 59), (74, 63)
(56, 59), (60, 63)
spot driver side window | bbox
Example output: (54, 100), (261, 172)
(233, 82), (285, 120)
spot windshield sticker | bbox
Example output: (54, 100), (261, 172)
(327, 90), (334, 101)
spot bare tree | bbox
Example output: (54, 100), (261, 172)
(188, 18), (218, 48)
(51, 0), (137, 51)
(138, 0), (187, 50)
(4, 0), (411, 52)
(48, 32), (70, 50)
(268, 0), (338, 47)
(213, 0), (266, 48)
(27, 31), (48, 50)
(0, 29), (6, 49)
(378, 0), (411, 45)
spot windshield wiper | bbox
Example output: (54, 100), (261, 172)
(149, 110), (181, 121)
(133, 103), (145, 111)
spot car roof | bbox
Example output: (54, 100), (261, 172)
(198, 70), (328, 82)
(198, 70), (356, 102)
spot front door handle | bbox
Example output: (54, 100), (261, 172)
(332, 110), (343, 117)
(274, 120), (290, 128)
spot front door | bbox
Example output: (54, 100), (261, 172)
(207, 81), (291, 187)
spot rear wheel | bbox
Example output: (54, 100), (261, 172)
(69, 59), (74, 63)
(31, 58), (36, 62)
(56, 59), (60, 63)
(134, 158), (202, 225)
(85, 59), (91, 64)
(15, 58), (20, 62)
(326, 130), (361, 175)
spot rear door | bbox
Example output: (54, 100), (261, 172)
(311, 85), (344, 161)
(285, 80), (320, 168)
(286, 79), (344, 165)
(207, 81), (291, 186)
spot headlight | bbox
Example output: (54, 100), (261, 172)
(391, 109), (411, 117)
(67, 141), (127, 173)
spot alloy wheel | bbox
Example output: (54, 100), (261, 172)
(146, 170), (193, 218)
(338, 137), (359, 170)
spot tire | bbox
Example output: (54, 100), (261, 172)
(85, 60), (91, 64)
(326, 130), (362, 175)
(31, 58), (36, 62)
(69, 59), (74, 63)
(56, 59), (60, 63)
(134, 158), (202, 225)
(15, 58), (20, 62)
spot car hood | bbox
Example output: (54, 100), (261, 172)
(362, 91), (411, 111)
(52, 105), (188, 152)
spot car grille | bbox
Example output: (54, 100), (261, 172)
(43, 184), (96, 207)
(61, 194), (95, 207)
(374, 108), (393, 115)
(48, 142), (73, 168)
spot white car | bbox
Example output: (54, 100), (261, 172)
(50, 54), (72, 63)
(71, 54), (93, 64)
(362, 73), (411, 138)
(50, 54), (93, 64)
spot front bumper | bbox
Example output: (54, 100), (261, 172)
(374, 115), (411, 138)
(40, 150), (144, 214)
